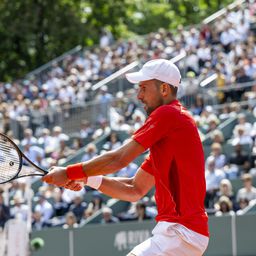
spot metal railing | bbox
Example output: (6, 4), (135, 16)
(202, 0), (246, 24)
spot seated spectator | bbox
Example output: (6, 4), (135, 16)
(228, 143), (251, 174)
(92, 119), (111, 140)
(134, 201), (153, 222)
(21, 128), (37, 147)
(51, 137), (75, 164)
(118, 201), (153, 222)
(23, 143), (45, 168)
(81, 143), (98, 162)
(62, 212), (79, 229)
(69, 195), (87, 223)
(205, 156), (225, 209)
(132, 113), (145, 130)
(79, 120), (94, 139)
(87, 191), (105, 214)
(10, 194), (29, 221)
(51, 188), (69, 218)
(236, 173), (256, 203)
(210, 130), (225, 145)
(236, 198), (250, 215)
(47, 126), (69, 154)
(37, 128), (53, 151)
(215, 196), (235, 217)
(34, 194), (54, 223)
(101, 207), (119, 224)
(80, 208), (94, 226)
(206, 142), (226, 169)
(222, 163), (239, 180)
(205, 116), (220, 134)
(61, 186), (86, 205)
(103, 132), (122, 151)
(231, 125), (253, 146)
(32, 211), (49, 231)
(214, 179), (236, 208)
(233, 113), (252, 137)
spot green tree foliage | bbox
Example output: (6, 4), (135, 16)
(0, 0), (233, 81)
(0, 0), (85, 80)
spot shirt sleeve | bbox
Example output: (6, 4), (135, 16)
(132, 106), (174, 150)
(140, 154), (154, 176)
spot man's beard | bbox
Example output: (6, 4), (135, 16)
(145, 98), (164, 116)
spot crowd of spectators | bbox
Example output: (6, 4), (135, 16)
(1, 1), (256, 232)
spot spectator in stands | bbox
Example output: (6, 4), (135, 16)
(115, 116), (131, 133)
(34, 194), (54, 223)
(87, 191), (105, 214)
(231, 125), (253, 149)
(62, 211), (79, 229)
(61, 185), (86, 205)
(51, 188), (69, 218)
(30, 99), (45, 136)
(206, 142), (226, 169)
(10, 194), (29, 221)
(236, 197), (250, 215)
(214, 179), (236, 210)
(92, 119), (111, 140)
(236, 173), (256, 203)
(81, 143), (98, 162)
(51, 137), (75, 165)
(132, 112), (145, 130)
(37, 128), (53, 153)
(190, 94), (205, 116)
(0, 191), (10, 228)
(79, 120), (94, 139)
(95, 86), (113, 120)
(233, 113), (252, 137)
(21, 128), (37, 147)
(103, 132), (122, 151)
(47, 126), (69, 154)
(32, 211), (49, 231)
(80, 208), (94, 226)
(215, 196), (235, 216)
(101, 207), (119, 224)
(23, 143), (45, 168)
(134, 201), (153, 222)
(69, 195), (87, 223)
(222, 163), (239, 180)
(228, 143), (251, 174)
(205, 156), (225, 209)
(210, 130), (225, 145)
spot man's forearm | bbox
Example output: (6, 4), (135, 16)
(98, 176), (142, 202)
(80, 140), (145, 177)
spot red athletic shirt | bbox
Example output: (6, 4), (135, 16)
(132, 99), (209, 237)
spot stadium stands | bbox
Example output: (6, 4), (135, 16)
(1, 0), (256, 244)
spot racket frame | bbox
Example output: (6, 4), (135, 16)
(0, 133), (48, 184)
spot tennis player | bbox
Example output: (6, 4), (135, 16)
(43, 59), (209, 255)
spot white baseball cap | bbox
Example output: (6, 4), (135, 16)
(126, 59), (181, 87)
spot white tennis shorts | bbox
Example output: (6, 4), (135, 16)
(128, 221), (209, 256)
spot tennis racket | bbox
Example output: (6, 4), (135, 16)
(0, 133), (48, 184)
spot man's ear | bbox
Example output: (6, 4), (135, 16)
(160, 83), (170, 96)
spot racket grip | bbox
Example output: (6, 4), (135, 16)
(66, 163), (87, 180)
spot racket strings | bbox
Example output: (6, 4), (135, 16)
(0, 137), (21, 183)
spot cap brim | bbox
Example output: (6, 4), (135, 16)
(125, 71), (151, 84)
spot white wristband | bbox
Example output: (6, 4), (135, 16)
(86, 175), (103, 190)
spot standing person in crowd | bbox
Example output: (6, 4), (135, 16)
(43, 59), (209, 256)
